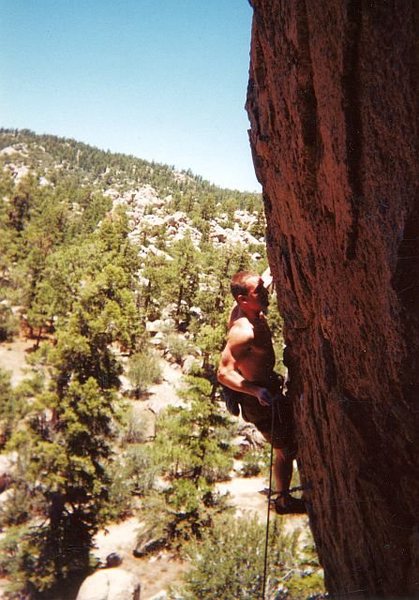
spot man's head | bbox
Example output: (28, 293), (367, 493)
(230, 271), (256, 300)
(230, 271), (269, 313)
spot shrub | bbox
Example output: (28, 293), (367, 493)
(240, 449), (264, 477)
(119, 404), (152, 444)
(136, 484), (231, 554)
(0, 304), (19, 342)
(127, 350), (162, 397)
(101, 445), (159, 521)
(174, 515), (292, 599)
(174, 515), (325, 600)
(165, 333), (191, 364)
(0, 479), (33, 529)
(122, 444), (158, 495)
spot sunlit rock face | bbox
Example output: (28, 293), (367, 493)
(246, 1), (418, 596)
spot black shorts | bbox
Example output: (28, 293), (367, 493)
(221, 377), (296, 455)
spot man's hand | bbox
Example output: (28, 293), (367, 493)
(255, 387), (273, 407)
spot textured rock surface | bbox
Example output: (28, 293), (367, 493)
(246, 1), (418, 597)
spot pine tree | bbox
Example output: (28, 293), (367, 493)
(137, 375), (235, 550)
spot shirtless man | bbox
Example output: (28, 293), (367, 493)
(217, 270), (305, 513)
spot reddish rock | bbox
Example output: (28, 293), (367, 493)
(246, 1), (418, 597)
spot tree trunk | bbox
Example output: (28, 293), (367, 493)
(246, 1), (418, 597)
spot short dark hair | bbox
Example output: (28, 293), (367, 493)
(230, 271), (257, 300)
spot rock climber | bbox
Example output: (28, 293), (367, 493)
(217, 268), (305, 514)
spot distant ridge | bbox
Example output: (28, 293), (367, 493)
(0, 128), (260, 198)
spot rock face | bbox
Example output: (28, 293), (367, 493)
(246, 1), (418, 597)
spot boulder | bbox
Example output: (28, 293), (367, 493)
(181, 355), (198, 374)
(76, 568), (141, 600)
(133, 537), (167, 558)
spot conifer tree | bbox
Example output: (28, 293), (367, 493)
(138, 375), (235, 550)
(0, 216), (142, 594)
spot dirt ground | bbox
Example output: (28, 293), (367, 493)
(0, 337), (35, 386)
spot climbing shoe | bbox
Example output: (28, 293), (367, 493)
(273, 494), (307, 515)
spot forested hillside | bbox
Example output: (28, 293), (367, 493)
(0, 129), (323, 599)
(0, 128), (270, 359)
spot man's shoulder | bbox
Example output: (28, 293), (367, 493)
(228, 317), (254, 343)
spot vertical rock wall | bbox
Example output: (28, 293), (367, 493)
(246, 1), (418, 596)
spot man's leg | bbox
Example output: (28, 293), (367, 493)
(272, 447), (306, 514)
(273, 447), (293, 501)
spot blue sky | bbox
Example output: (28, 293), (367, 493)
(0, 0), (261, 192)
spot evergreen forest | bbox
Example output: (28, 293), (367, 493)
(0, 129), (324, 599)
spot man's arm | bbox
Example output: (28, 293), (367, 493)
(217, 324), (272, 407)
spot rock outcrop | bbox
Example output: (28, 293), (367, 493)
(76, 567), (141, 600)
(246, 1), (418, 597)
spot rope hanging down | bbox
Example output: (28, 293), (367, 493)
(261, 393), (277, 600)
